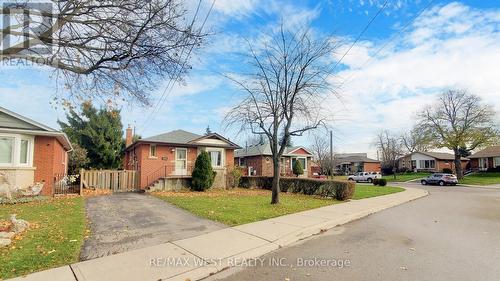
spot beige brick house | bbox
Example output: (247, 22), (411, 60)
(398, 151), (469, 173)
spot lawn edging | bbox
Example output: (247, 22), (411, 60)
(22, 186), (429, 281)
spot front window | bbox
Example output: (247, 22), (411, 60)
(239, 157), (246, 167)
(0, 137), (14, 164)
(419, 160), (435, 169)
(292, 157), (307, 170)
(494, 157), (500, 168)
(209, 150), (222, 167)
(20, 139), (29, 164)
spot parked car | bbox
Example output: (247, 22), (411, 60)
(347, 172), (381, 183)
(420, 173), (458, 186)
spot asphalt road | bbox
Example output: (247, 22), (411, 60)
(207, 184), (500, 281)
(80, 192), (225, 260)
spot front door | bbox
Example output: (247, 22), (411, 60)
(175, 148), (187, 175)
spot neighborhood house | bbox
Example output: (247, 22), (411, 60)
(123, 128), (240, 189)
(334, 153), (381, 174)
(234, 143), (314, 177)
(0, 106), (72, 196)
(468, 146), (500, 171)
(398, 151), (469, 172)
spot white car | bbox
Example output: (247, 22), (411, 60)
(347, 172), (381, 183)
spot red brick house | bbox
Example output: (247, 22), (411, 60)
(334, 153), (381, 174)
(468, 146), (500, 171)
(397, 151), (469, 173)
(0, 106), (72, 196)
(123, 128), (240, 189)
(234, 143), (314, 177)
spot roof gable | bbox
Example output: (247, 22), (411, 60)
(142, 129), (201, 144)
(0, 106), (56, 131)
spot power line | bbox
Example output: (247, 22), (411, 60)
(140, 0), (215, 133)
(330, 0), (389, 72)
(338, 0), (436, 88)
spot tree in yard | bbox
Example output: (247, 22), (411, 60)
(191, 151), (216, 191)
(293, 159), (304, 177)
(59, 102), (124, 169)
(224, 27), (337, 204)
(1, 0), (207, 106)
(375, 130), (404, 176)
(400, 127), (432, 154)
(417, 89), (498, 179)
(310, 134), (330, 175)
(68, 143), (90, 175)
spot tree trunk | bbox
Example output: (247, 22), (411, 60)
(453, 149), (463, 179)
(271, 157), (280, 204)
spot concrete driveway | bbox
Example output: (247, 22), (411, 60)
(210, 183), (500, 281)
(80, 192), (225, 260)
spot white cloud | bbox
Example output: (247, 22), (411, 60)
(328, 2), (500, 156)
(213, 0), (261, 18)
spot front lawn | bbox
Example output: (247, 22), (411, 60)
(383, 172), (431, 182)
(352, 185), (404, 199)
(460, 172), (500, 186)
(0, 197), (86, 279)
(154, 186), (404, 226)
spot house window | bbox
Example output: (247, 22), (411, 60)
(495, 157), (500, 168)
(149, 144), (157, 158)
(292, 157), (307, 170)
(0, 137), (14, 164)
(208, 150), (222, 167)
(238, 157), (246, 167)
(20, 139), (29, 164)
(419, 160), (435, 169)
(479, 158), (488, 170)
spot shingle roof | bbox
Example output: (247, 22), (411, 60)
(334, 154), (380, 163)
(142, 129), (201, 144)
(234, 143), (312, 157)
(469, 146), (500, 158)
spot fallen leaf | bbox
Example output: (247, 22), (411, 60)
(409, 247), (416, 251)
(400, 266), (408, 270)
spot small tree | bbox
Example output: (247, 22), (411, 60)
(293, 160), (304, 177)
(68, 143), (90, 175)
(191, 151), (215, 191)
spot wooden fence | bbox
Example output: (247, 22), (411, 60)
(80, 169), (139, 193)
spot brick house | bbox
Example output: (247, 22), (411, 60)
(123, 128), (240, 189)
(468, 146), (500, 171)
(334, 153), (381, 174)
(0, 106), (72, 196)
(234, 143), (314, 177)
(397, 151), (469, 173)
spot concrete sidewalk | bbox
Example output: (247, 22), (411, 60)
(9, 187), (428, 281)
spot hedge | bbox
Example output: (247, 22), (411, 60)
(240, 176), (355, 201)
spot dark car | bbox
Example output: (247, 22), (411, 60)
(421, 173), (458, 186)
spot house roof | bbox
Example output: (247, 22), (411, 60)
(128, 129), (240, 150)
(334, 153), (380, 164)
(406, 151), (469, 161)
(234, 143), (313, 158)
(469, 146), (500, 158)
(0, 106), (72, 151)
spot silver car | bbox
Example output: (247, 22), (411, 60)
(421, 173), (458, 186)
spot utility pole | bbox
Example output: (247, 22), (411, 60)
(330, 130), (333, 178)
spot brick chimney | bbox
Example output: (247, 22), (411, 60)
(125, 125), (133, 147)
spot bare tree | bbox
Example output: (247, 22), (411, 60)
(400, 127), (432, 154)
(310, 134), (330, 175)
(224, 27), (337, 204)
(417, 89), (498, 179)
(375, 130), (404, 173)
(0, 0), (207, 105)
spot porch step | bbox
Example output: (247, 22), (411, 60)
(147, 177), (190, 192)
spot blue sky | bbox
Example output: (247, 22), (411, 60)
(1, 0), (500, 157)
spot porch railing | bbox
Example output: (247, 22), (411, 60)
(145, 164), (194, 187)
(54, 173), (80, 195)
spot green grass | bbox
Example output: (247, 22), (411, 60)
(352, 185), (404, 199)
(0, 197), (86, 279)
(460, 172), (500, 186)
(382, 172), (431, 182)
(154, 186), (405, 226)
